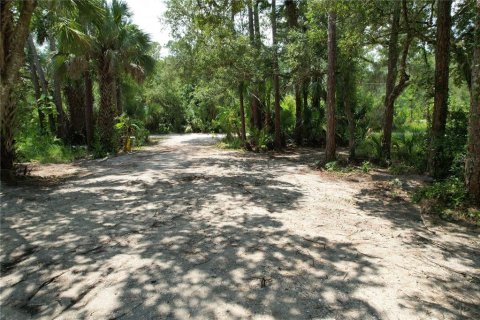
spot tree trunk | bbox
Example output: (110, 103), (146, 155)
(28, 34), (56, 133)
(0, 0), (37, 170)
(116, 80), (123, 115)
(98, 65), (118, 152)
(465, 0), (480, 203)
(239, 81), (247, 147)
(247, 1), (256, 130)
(272, 0), (281, 150)
(26, 42), (46, 133)
(64, 79), (86, 144)
(381, 1), (401, 162)
(84, 69), (95, 149)
(49, 35), (68, 139)
(285, 0), (302, 145)
(248, 1), (261, 132)
(325, 12), (337, 162)
(429, 0), (452, 178)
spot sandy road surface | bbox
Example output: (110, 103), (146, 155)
(1, 133), (479, 319)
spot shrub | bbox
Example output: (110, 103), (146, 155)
(413, 177), (467, 209)
(361, 160), (372, 173)
(325, 161), (341, 172)
(389, 163), (417, 175)
(115, 114), (149, 151)
(412, 177), (477, 224)
(218, 137), (243, 149)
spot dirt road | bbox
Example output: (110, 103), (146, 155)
(1, 134), (479, 319)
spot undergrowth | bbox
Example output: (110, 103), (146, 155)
(413, 177), (480, 225)
(16, 134), (86, 164)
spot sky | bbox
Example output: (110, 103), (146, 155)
(124, 0), (171, 55)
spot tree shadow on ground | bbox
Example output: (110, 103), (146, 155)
(353, 182), (480, 320)
(2, 135), (479, 319)
(1, 144), (385, 320)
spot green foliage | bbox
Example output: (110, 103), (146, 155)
(214, 105), (240, 139)
(37, 94), (58, 118)
(250, 129), (274, 151)
(17, 134), (86, 164)
(413, 178), (463, 208)
(280, 95), (296, 136)
(217, 137), (243, 150)
(361, 161), (372, 173)
(413, 177), (469, 217)
(389, 163), (417, 175)
(325, 161), (341, 172)
(392, 129), (427, 171)
(115, 114), (149, 146)
(357, 131), (383, 160)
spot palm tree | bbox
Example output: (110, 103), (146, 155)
(0, 0), (101, 171)
(92, 0), (155, 152)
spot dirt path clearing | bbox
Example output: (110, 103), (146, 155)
(1, 134), (479, 320)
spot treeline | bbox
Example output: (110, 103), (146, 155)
(1, 0), (154, 168)
(157, 0), (479, 203)
(0, 0), (479, 205)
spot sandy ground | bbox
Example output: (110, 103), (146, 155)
(1, 133), (479, 320)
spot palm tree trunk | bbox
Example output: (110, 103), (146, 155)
(429, 0), (452, 178)
(116, 80), (123, 115)
(64, 79), (86, 144)
(0, 0), (37, 170)
(465, 0), (480, 203)
(98, 66), (118, 152)
(49, 35), (68, 139)
(325, 11), (337, 162)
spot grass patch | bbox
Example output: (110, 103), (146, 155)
(17, 135), (87, 164)
(217, 137), (243, 150)
(319, 160), (373, 174)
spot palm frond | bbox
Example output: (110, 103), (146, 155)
(55, 18), (92, 54)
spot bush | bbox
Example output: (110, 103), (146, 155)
(361, 161), (372, 173)
(412, 177), (479, 224)
(325, 161), (341, 172)
(218, 136), (243, 149)
(413, 177), (467, 209)
(389, 163), (417, 175)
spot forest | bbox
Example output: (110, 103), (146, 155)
(1, 0), (479, 319)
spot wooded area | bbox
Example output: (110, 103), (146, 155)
(1, 0), (479, 207)
(0, 0), (479, 319)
